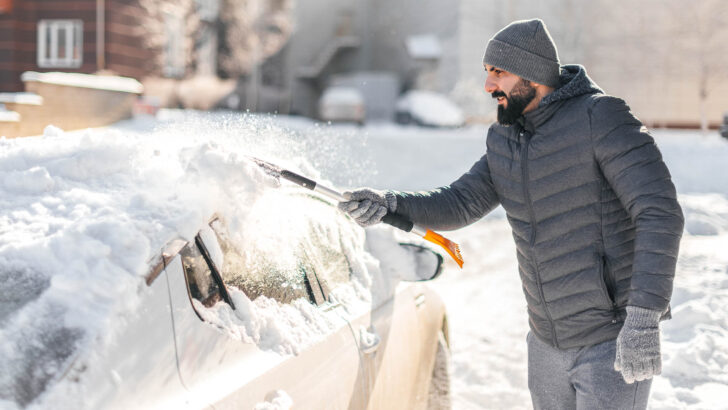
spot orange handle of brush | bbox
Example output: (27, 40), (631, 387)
(423, 229), (464, 268)
(383, 212), (463, 268)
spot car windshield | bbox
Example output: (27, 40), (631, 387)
(208, 192), (354, 305)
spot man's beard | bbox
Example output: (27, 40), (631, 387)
(493, 79), (537, 126)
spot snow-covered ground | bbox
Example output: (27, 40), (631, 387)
(1, 111), (726, 409)
(360, 126), (728, 410)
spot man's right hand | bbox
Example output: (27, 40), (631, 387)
(338, 188), (397, 227)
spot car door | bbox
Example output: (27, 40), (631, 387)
(343, 282), (421, 409)
(344, 246), (446, 410)
(164, 220), (368, 409)
(65, 249), (195, 410)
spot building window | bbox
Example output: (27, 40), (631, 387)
(37, 20), (83, 68)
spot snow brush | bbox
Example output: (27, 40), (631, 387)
(248, 156), (464, 268)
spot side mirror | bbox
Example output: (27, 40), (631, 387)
(397, 243), (444, 282)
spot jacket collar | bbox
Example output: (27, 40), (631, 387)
(519, 64), (603, 132)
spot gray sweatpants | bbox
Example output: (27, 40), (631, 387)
(527, 332), (652, 410)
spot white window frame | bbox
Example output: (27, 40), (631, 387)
(37, 19), (84, 68)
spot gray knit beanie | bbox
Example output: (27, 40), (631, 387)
(483, 19), (561, 88)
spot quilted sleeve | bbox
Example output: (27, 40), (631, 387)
(394, 151), (500, 231)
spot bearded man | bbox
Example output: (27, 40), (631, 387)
(338, 18), (684, 409)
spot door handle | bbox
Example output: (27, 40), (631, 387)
(359, 326), (381, 355)
(415, 293), (426, 308)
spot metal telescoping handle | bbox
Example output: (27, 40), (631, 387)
(253, 158), (450, 260)
(313, 184), (347, 202)
(281, 170), (317, 190)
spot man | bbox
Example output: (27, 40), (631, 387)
(339, 19), (684, 409)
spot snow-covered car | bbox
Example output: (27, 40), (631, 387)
(318, 86), (366, 125)
(395, 90), (465, 128)
(3, 185), (450, 409)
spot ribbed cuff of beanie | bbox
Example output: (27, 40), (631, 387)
(484, 39), (561, 88)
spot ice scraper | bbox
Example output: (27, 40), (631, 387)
(248, 156), (464, 268)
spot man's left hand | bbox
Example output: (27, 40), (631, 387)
(614, 306), (663, 384)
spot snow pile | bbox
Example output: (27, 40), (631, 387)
(0, 126), (161, 408)
(0, 112), (401, 408)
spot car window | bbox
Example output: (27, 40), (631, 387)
(298, 221), (352, 299)
(209, 219), (313, 304)
(208, 210), (353, 306)
(180, 241), (223, 308)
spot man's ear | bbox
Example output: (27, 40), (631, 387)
(531, 81), (554, 93)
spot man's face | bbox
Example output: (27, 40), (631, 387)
(484, 64), (537, 125)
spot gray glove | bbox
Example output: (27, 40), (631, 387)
(614, 306), (663, 384)
(338, 188), (397, 227)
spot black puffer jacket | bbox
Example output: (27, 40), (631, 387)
(395, 65), (684, 349)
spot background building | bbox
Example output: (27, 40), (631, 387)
(455, 0), (728, 129)
(2, 0), (726, 129)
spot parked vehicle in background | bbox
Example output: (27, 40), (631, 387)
(318, 86), (366, 125)
(16, 190), (450, 409)
(395, 90), (465, 128)
(328, 72), (402, 123)
(720, 112), (728, 139)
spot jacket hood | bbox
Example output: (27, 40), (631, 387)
(517, 64), (603, 131)
(539, 64), (603, 107)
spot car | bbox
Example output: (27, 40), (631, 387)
(318, 86), (366, 125)
(720, 112), (728, 139)
(395, 90), (465, 128)
(8, 188), (450, 409)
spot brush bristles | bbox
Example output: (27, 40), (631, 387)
(423, 230), (464, 268)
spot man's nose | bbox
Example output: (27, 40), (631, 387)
(484, 77), (497, 94)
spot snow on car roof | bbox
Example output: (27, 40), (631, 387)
(320, 86), (365, 105)
(398, 90), (465, 127)
(0, 112), (415, 407)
